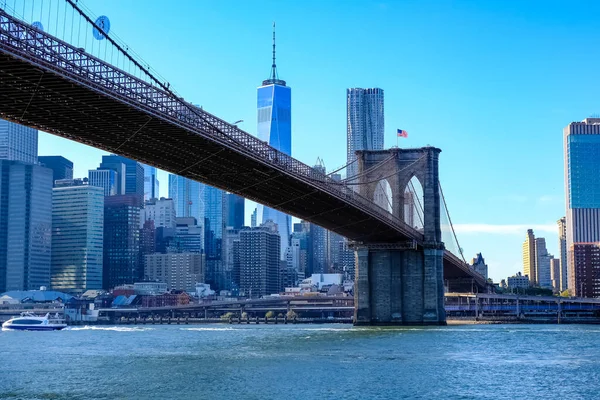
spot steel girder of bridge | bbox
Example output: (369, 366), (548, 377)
(0, 11), (419, 245)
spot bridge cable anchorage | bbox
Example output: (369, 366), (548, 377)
(438, 181), (467, 263)
(115, 116), (152, 151)
(20, 71), (44, 120)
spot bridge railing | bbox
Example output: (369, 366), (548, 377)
(0, 10), (420, 240)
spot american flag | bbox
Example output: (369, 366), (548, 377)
(397, 129), (408, 138)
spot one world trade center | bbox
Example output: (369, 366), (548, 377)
(257, 23), (291, 260)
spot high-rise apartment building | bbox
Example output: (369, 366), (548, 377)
(0, 119), (38, 164)
(51, 182), (104, 293)
(144, 253), (204, 293)
(346, 88), (384, 183)
(557, 217), (568, 291)
(239, 222), (281, 298)
(0, 160), (52, 291)
(103, 195), (142, 289)
(168, 174), (205, 225)
(535, 238), (552, 289)
(142, 164), (159, 201)
(256, 24), (291, 260)
(522, 229), (537, 285)
(550, 258), (561, 292)
(311, 223), (328, 275)
(143, 197), (176, 229)
(39, 156), (73, 187)
(564, 118), (600, 296)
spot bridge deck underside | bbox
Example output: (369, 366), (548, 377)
(0, 52), (406, 243)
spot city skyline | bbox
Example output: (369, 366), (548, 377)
(34, 0), (600, 282)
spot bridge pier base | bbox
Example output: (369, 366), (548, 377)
(354, 244), (446, 326)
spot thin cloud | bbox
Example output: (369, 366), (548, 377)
(453, 223), (556, 235)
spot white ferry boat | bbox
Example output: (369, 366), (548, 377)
(2, 312), (67, 331)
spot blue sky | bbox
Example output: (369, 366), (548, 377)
(31, 0), (600, 282)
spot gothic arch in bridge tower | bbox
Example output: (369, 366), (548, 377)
(353, 147), (445, 326)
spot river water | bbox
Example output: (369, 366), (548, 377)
(1, 323), (599, 399)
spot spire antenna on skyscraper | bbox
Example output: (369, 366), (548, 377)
(262, 22), (286, 86)
(271, 21), (278, 81)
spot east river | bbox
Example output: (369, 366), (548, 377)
(1, 324), (600, 399)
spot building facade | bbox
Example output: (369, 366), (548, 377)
(507, 272), (530, 289)
(557, 217), (568, 292)
(39, 156), (73, 186)
(100, 155), (144, 205)
(0, 160), (52, 292)
(103, 195), (142, 290)
(471, 253), (489, 280)
(535, 238), (553, 289)
(0, 119), (38, 164)
(522, 229), (537, 286)
(88, 168), (119, 196)
(346, 88), (384, 183)
(204, 186), (226, 290)
(51, 183), (104, 293)
(226, 193), (245, 229)
(168, 174), (205, 225)
(144, 253), (204, 293)
(239, 223), (281, 298)
(564, 118), (600, 296)
(142, 164), (159, 201)
(143, 197), (176, 229)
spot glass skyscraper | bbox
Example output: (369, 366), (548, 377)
(256, 24), (292, 260)
(0, 118), (38, 164)
(39, 156), (73, 187)
(346, 88), (385, 184)
(142, 163), (159, 201)
(564, 118), (600, 296)
(0, 160), (52, 291)
(100, 155), (144, 204)
(204, 185), (226, 290)
(51, 183), (104, 293)
(168, 174), (205, 224)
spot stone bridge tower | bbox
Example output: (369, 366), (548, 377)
(353, 147), (446, 325)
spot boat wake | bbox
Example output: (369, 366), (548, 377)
(66, 326), (155, 332)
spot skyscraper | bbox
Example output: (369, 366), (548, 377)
(39, 156), (73, 187)
(564, 118), (600, 296)
(256, 23), (292, 260)
(143, 197), (176, 229)
(0, 160), (52, 291)
(51, 182), (104, 293)
(557, 217), (568, 292)
(100, 155), (144, 204)
(103, 195), (142, 289)
(168, 174), (205, 225)
(535, 238), (552, 289)
(204, 185), (226, 290)
(239, 222), (281, 298)
(226, 193), (245, 229)
(142, 164), (159, 201)
(522, 229), (536, 285)
(346, 88), (384, 183)
(0, 119), (38, 164)
(88, 168), (119, 196)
